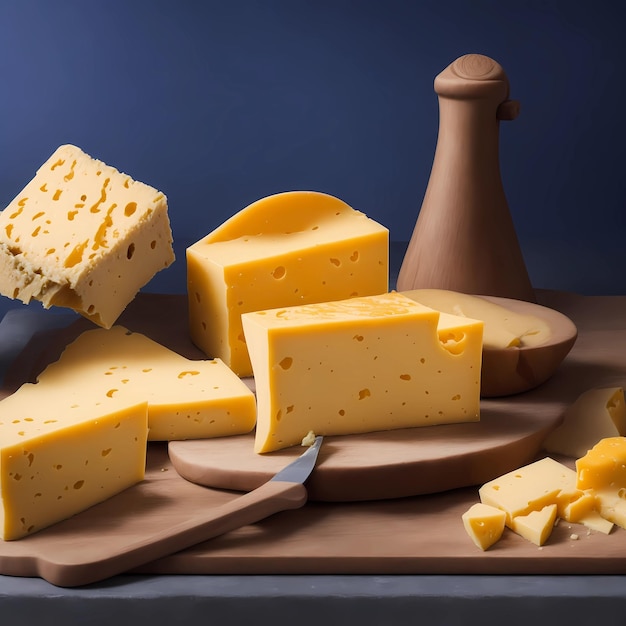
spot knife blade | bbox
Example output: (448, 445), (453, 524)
(42, 436), (323, 587)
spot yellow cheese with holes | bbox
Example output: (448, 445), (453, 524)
(0, 382), (148, 540)
(242, 291), (482, 453)
(576, 437), (626, 492)
(402, 288), (551, 349)
(461, 503), (506, 550)
(36, 326), (256, 441)
(187, 191), (388, 376)
(478, 457), (585, 526)
(0, 144), (174, 328)
(544, 388), (626, 459)
(510, 504), (557, 546)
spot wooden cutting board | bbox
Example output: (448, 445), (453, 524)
(1, 290), (626, 584)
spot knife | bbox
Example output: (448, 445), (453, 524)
(39, 436), (324, 587)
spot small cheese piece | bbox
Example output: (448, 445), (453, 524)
(576, 437), (626, 491)
(187, 191), (388, 376)
(461, 503), (506, 550)
(402, 288), (551, 349)
(544, 387), (626, 459)
(591, 489), (626, 530)
(510, 504), (557, 546)
(0, 144), (174, 328)
(479, 457), (584, 526)
(0, 382), (148, 540)
(36, 326), (256, 441)
(578, 510), (614, 535)
(242, 291), (482, 453)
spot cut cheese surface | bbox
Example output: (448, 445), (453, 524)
(543, 387), (626, 459)
(576, 436), (626, 492)
(402, 288), (551, 349)
(510, 504), (557, 546)
(0, 144), (174, 328)
(478, 457), (583, 526)
(461, 502), (506, 551)
(0, 382), (148, 540)
(242, 291), (482, 453)
(36, 326), (256, 441)
(187, 191), (388, 376)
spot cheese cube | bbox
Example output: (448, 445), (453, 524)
(36, 326), (256, 441)
(187, 191), (388, 376)
(242, 291), (482, 453)
(510, 504), (557, 546)
(461, 503), (506, 550)
(0, 382), (148, 540)
(0, 144), (175, 328)
(576, 437), (626, 491)
(543, 387), (626, 459)
(479, 457), (584, 526)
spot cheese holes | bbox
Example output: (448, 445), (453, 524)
(73, 480), (85, 490)
(124, 202), (137, 217)
(178, 370), (200, 378)
(330, 258), (341, 267)
(358, 389), (371, 400)
(353, 334), (364, 342)
(272, 266), (286, 280)
(438, 330), (467, 355)
(350, 251), (359, 262)
(399, 374), (411, 381)
(101, 449), (112, 457)
(127, 243), (135, 260)
(279, 357), (293, 370)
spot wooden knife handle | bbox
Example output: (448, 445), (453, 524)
(39, 480), (308, 587)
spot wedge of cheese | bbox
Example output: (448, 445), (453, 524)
(543, 387), (626, 459)
(36, 326), (256, 441)
(0, 382), (148, 540)
(242, 291), (482, 453)
(402, 288), (551, 349)
(510, 504), (557, 546)
(462, 503), (506, 551)
(0, 144), (174, 328)
(187, 191), (388, 376)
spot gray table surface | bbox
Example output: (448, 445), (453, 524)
(1, 240), (625, 625)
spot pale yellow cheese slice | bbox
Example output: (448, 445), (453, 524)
(0, 144), (174, 328)
(0, 382), (148, 540)
(511, 504), (557, 546)
(543, 387), (626, 459)
(462, 502), (506, 550)
(36, 326), (256, 441)
(187, 191), (388, 376)
(402, 288), (551, 349)
(242, 291), (482, 453)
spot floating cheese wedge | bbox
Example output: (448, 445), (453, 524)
(543, 387), (626, 459)
(461, 503), (506, 551)
(0, 144), (175, 328)
(510, 504), (557, 546)
(242, 291), (482, 453)
(0, 382), (148, 540)
(187, 191), (388, 376)
(402, 288), (551, 349)
(36, 326), (256, 441)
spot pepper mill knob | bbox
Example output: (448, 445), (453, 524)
(396, 54), (536, 302)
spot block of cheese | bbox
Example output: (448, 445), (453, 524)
(36, 326), (256, 441)
(461, 503), (506, 551)
(0, 144), (174, 328)
(576, 437), (626, 492)
(0, 382), (148, 540)
(592, 489), (626, 530)
(478, 457), (584, 526)
(242, 291), (482, 453)
(510, 504), (557, 546)
(187, 191), (388, 376)
(402, 288), (551, 349)
(543, 387), (626, 459)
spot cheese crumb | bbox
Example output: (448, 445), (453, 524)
(301, 430), (316, 447)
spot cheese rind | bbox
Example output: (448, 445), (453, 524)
(242, 291), (482, 453)
(36, 326), (256, 441)
(0, 144), (174, 328)
(187, 191), (388, 376)
(544, 387), (626, 459)
(461, 503), (506, 551)
(0, 383), (148, 540)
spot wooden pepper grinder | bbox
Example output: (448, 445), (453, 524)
(397, 54), (536, 302)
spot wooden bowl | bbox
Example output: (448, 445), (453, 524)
(479, 296), (577, 397)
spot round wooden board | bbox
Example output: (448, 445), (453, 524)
(169, 388), (566, 501)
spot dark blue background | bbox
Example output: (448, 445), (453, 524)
(1, 0), (624, 294)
